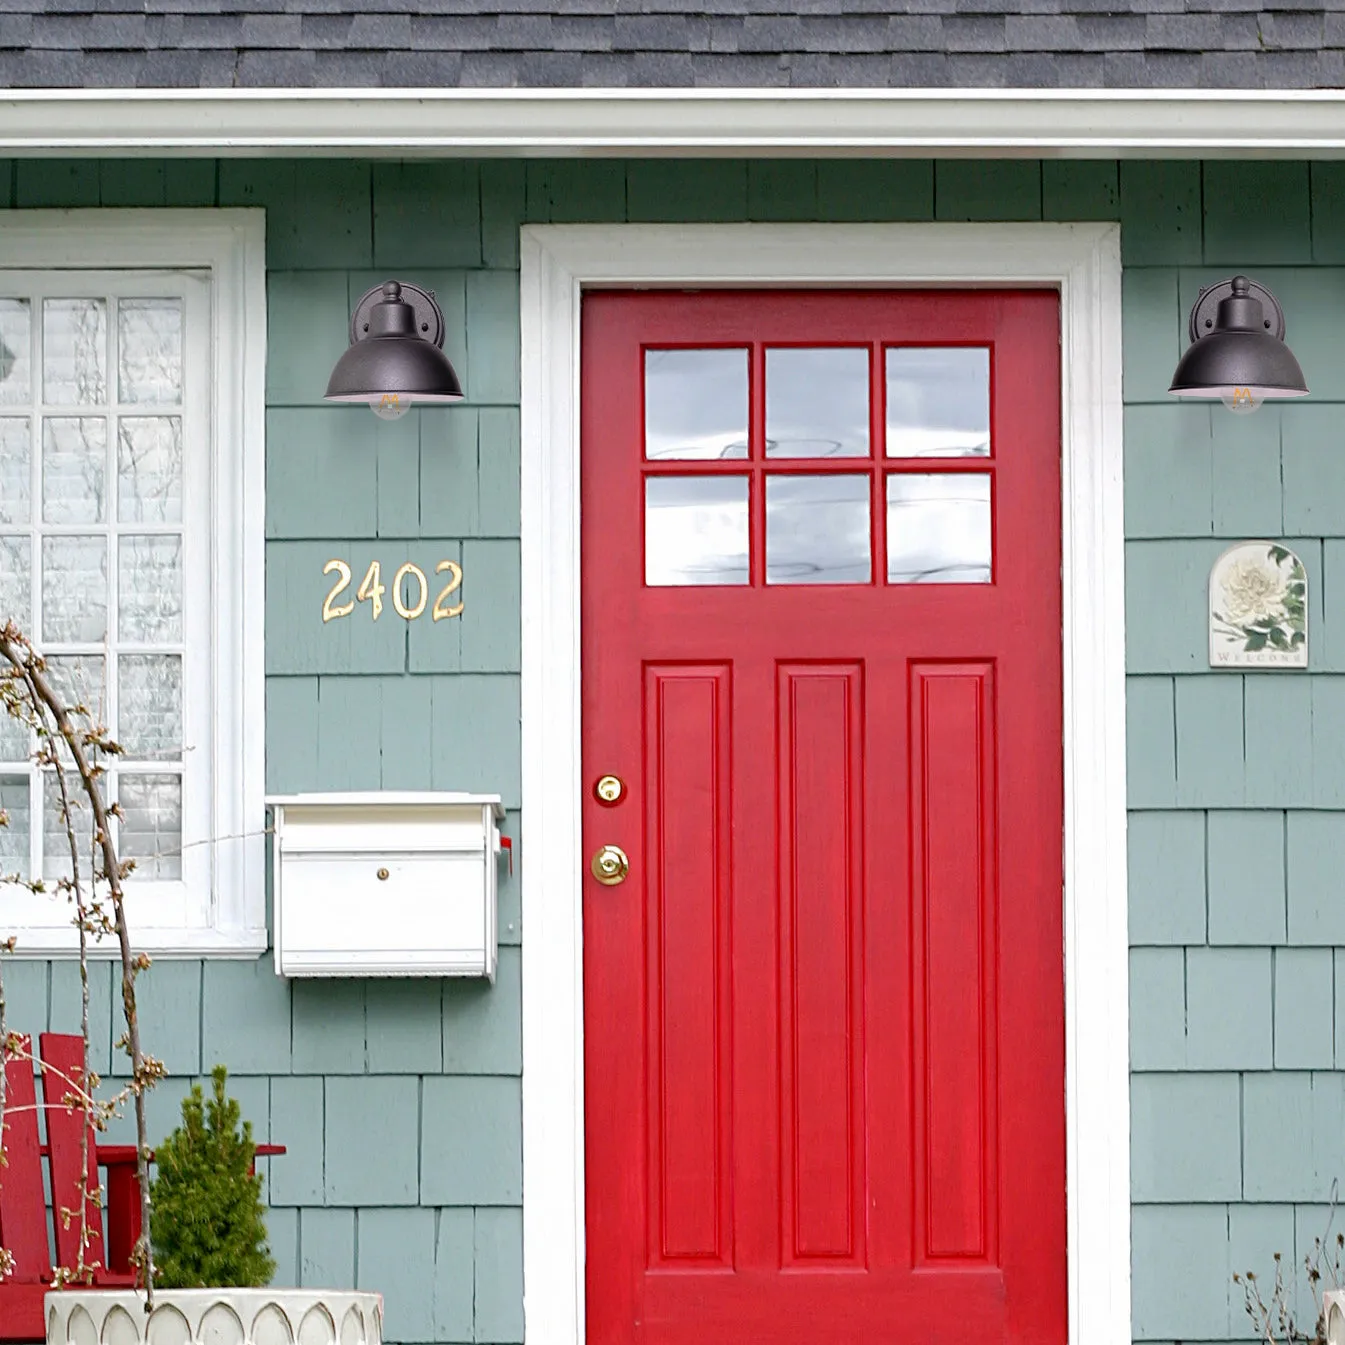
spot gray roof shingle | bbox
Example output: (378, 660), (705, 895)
(2, 0), (1344, 87)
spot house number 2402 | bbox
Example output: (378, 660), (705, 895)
(322, 559), (464, 623)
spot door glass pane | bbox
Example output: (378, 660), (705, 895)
(118, 536), (183, 641)
(42, 536), (108, 642)
(766, 474), (871, 585)
(0, 300), (31, 406)
(0, 418), (30, 524)
(43, 771), (92, 882)
(766, 348), (869, 458)
(645, 475), (749, 586)
(0, 775), (29, 876)
(886, 473), (992, 584)
(44, 655), (105, 724)
(645, 349), (749, 461)
(0, 536), (32, 634)
(118, 299), (183, 405)
(42, 417), (107, 523)
(119, 773), (182, 880)
(0, 678), (28, 762)
(885, 348), (991, 458)
(43, 299), (107, 405)
(118, 418), (183, 524)
(119, 655), (182, 761)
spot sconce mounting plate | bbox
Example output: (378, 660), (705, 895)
(350, 281), (445, 349)
(1188, 277), (1285, 342)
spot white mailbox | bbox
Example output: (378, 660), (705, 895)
(268, 792), (505, 979)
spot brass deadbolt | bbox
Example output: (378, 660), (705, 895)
(590, 844), (629, 886)
(377, 867), (390, 881)
(594, 775), (625, 805)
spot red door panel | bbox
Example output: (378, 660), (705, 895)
(582, 290), (1064, 1345)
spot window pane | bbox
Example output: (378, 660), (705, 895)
(118, 418), (183, 524)
(119, 773), (182, 880)
(0, 688), (28, 765)
(119, 655), (182, 761)
(645, 475), (749, 586)
(885, 348), (991, 458)
(0, 536), (31, 632)
(43, 300), (107, 405)
(42, 655), (106, 770)
(766, 474), (871, 584)
(766, 348), (869, 458)
(42, 771), (93, 883)
(42, 417), (107, 524)
(0, 300), (31, 406)
(645, 349), (748, 461)
(886, 473), (992, 584)
(0, 775), (29, 877)
(0, 417), (30, 524)
(118, 536), (183, 642)
(42, 536), (107, 643)
(118, 299), (183, 405)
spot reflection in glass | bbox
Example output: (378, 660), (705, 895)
(119, 655), (183, 761)
(119, 536), (183, 641)
(645, 476), (749, 586)
(0, 300), (31, 406)
(766, 348), (869, 458)
(886, 473), (992, 584)
(118, 418), (183, 523)
(0, 536), (31, 633)
(645, 349), (749, 460)
(886, 347), (990, 457)
(43, 299), (107, 405)
(119, 773), (183, 880)
(42, 536), (108, 642)
(44, 656), (105, 749)
(118, 299), (183, 405)
(0, 418), (30, 524)
(43, 772), (92, 883)
(43, 417), (107, 524)
(0, 777), (28, 875)
(766, 474), (870, 585)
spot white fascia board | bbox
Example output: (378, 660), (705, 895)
(7, 86), (1345, 156)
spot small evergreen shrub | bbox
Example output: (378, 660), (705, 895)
(149, 1065), (277, 1289)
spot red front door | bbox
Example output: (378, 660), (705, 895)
(581, 289), (1064, 1345)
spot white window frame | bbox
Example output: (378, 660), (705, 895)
(519, 222), (1129, 1345)
(0, 209), (266, 957)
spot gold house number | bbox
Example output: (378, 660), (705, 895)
(322, 559), (464, 623)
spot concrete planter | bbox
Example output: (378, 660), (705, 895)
(45, 1288), (383, 1345)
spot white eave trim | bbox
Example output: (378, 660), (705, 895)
(8, 86), (1345, 156)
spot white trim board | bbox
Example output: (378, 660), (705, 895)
(519, 223), (1129, 1345)
(5, 87), (1345, 155)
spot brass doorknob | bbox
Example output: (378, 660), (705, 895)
(591, 844), (629, 886)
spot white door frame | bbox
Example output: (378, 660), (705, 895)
(518, 221), (1128, 1345)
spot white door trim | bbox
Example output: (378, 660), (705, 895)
(519, 221), (1128, 1345)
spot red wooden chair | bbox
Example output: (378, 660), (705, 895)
(0, 1034), (284, 1343)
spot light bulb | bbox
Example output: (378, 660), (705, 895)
(1220, 387), (1262, 415)
(371, 393), (411, 421)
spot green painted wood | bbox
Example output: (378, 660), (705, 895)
(1184, 947), (1272, 1070)
(376, 414), (422, 540)
(419, 1076), (521, 1205)
(1175, 675), (1245, 808)
(747, 162), (818, 222)
(163, 160), (217, 208)
(268, 1206), (298, 1288)
(1126, 542), (1211, 673)
(442, 945), (522, 1076)
(221, 161), (373, 271)
(1317, 545), (1345, 673)
(431, 1209), (476, 1342)
(356, 1207), (438, 1340)
(1311, 164), (1345, 264)
(474, 1208), (524, 1344)
(0, 961), (46, 1039)
(265, 677), (320, 795)
(266, 412), (381, 540)
(1131, 1205), (1229, 1341)
(1042, 161), (1120, 222)
(1311, 678), (1345, 806)
(460, 541), (521, 674)
(101, 1075), (192, 1148)
(1211, 407), (1284, 539)
(481, 161), (526, 270)
(291, 978), (366, 1074)
(268, 1076), (325, 1205)
(1128, 948), (1187, 1071)
(222, 1074), (273, 1187)
(430, 675), (521, 808)
(200, 958), (293, 1076)
(526, 161), (627, 225)
(1123, 404), (1213, 540)
(1283, 406), (1345, 537)
(1288, 812), (1345, 944)
(365, 978), (443, 1074)
(298, 1208), (356, 1288)
(325, 1075), (419, 1205)
(1130, 1073), (1242, 1202)
(1242, 1072), (1345, 1201)
(1127, 676), (1177, 809)
(405, 547), (465, 674)
(133, 958), (202, 1078)
(1123, 269), (1183, 404)
(267, 273), (353, 408)
(1274, 948), (1334, 1070)
(316, 674), (395, 790)
(466, 272), (521, 407)
(15, 160), (100, 208)
(1204, 162), (1312, 266)
(49, 959), (112, 1078)
(1128, 810), (1206, 946)
(477, 409), (522, 538)
(373, 162), (481, 270)
(0, 161), (13, 208)
(1244, 675), (1313, 809)
(100, 161), (166, 208)
(1207, 811), (1286, 946)
(627, 160), (748, 223)
(1226, 1205), (1297, 1335)
(934, 161), (1041, 222)
(814, 161), (934, 222)
(420, 409), (481, 538)
(378, 675), (436, 791)
(1120, 162), (1203, 267)
(1335, 953), (1345, 1068)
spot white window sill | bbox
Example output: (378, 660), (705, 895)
(4, 927), (269, 959)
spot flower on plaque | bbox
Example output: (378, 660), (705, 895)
(1209, 541), (1307, 668)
